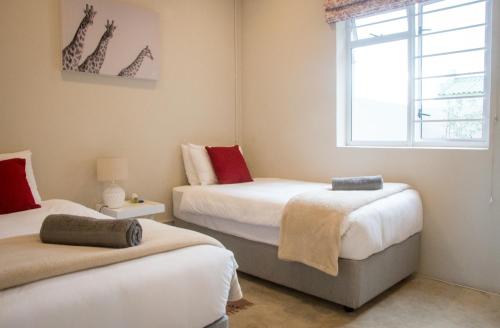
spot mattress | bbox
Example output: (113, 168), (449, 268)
(173, 178), (423, 260)
(0, 200), (237, 328)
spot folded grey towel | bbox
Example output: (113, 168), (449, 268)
(40, 215), (142, 248)
(332, 175), (384, 191)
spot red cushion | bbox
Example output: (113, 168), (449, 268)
(205, 145), (253, 184)
(0, 158), (41, 215)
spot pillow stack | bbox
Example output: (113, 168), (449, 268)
(181, 144), (253, 185)
(0, 150), (42, 214)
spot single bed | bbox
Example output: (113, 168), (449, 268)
(0, 199), (239, 328)
(173, 178), (423, 310)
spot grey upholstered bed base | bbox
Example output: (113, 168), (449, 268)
(205, 315), (228, 328)
(174, 217), (420, 310)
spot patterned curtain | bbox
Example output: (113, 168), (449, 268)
(325, 0), (428, 24)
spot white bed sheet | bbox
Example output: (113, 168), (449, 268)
(174, 178), (423, 260)
(0, 200), (237, 328)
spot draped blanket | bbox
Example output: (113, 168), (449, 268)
(0, 219), (242, 299)
(325, 0), (430, 24)
(278, 183), (409, 276)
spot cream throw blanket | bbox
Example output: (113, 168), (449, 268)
(0, 219), (242, 300)
(278, 183), (409, 276)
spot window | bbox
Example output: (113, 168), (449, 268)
(342, 0), (492, 148)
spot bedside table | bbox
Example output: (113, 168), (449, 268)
(97, 200), (166, 220)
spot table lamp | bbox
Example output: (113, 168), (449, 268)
(97, 158), (128, 208)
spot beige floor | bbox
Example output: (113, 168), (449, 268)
(229, 273), (500, 328)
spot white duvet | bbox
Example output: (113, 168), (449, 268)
(176, 178), (423, 260)
(0, 200), (238, 328)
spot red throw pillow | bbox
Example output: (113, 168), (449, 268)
(205, 145), (253, 184)
(0, 158), (41, 215)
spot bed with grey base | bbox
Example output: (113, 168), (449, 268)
(172, 185), (422, 311)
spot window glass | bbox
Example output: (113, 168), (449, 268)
(415, 98), (484, 121)
(351, 40), (408, 141)
(423, 0), (479, 13)
(418, 50), (485, 77)
(419, 26), (485, 56)
(419, 74), (484, 100)
(420, 1), (486, 33)
(345, 0), (490, 147)
(352, 18), (408, 41)
(414, 121), (483, 141)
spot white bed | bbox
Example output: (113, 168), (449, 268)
(174, 178), (423, 260)
(0, 199), (239, 328)
(172, 178), (423, 310)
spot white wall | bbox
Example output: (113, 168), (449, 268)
(242, 0), (500, 293)
(1, 0), (498, 295)
(0, 0), (239, 221)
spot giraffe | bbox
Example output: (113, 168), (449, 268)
(118, 46), (154, 78)
(78, 20), (117, 74)
(62, 4), (97, 71)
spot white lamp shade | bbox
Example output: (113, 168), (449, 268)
(97, 158), (128, 182)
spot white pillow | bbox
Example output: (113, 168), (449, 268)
(181, 144), (200, 185)
(0, 150), (42, 203)
(188, 143), (218, 185)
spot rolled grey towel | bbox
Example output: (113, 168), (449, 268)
(40, 215), (142, 248)
(332, 175), (384, 191)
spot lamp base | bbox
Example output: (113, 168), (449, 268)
(103, 183), (125, 209)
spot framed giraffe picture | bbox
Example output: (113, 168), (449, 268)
(61, 0), (160, 80)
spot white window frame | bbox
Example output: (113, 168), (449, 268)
(341, 0), (493, 149)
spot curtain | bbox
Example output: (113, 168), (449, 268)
(325, 0), (427, 24)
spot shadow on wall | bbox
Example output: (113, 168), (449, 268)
(61, 70), (157, 90)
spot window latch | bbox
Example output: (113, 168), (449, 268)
(418, 108), (430, 120)
(418, 27), (432, 35)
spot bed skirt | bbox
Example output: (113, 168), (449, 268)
(174, 217), (420, 310)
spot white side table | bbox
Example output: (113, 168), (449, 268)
(97, 200), (166, 220)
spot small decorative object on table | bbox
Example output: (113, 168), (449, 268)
(130, 193), (139, 203)
(97, 158), (128, 209)
(129, 193), (145, 203)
